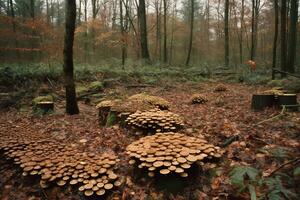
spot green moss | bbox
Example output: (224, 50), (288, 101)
(76, 85), (89, 95)
(106, 112), (117, 127)
(267, 79), (286, 87)
(76, 81), (104, 96)
(284, 78), (300, 92)
(89, 81), (104, 91)
(32, 95), (53, 105)
(267, 78), (300, 92)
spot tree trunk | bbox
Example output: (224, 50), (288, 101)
(272, 0), (279, 79)
(287, 0), (298, 73)
(8, 0), (15, 32)
(138, 0), (151, 62)
(163, 0), (167, 63)
(206, 0), (210, 57)
(84, 0), (88, 62)
(77, 0), (82, 25)
(112, 0), (117, 29)
(120, 0), (126, 66)
(280, 0), (287, 77)
(224, 0), (229, 68)
(169, 0), (177, 65)
(240, 0), (244, 63)
(63, 0), (79, 115)
(46, 0), (50, 24)
(9, 0), (19, 60)
(185, 0), (194, 66)
(30, 0), (35, 19)
(91, 0), (98, 57)
(250, 0), (257, 60)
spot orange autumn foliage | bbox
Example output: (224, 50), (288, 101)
(246, 60), (257, 72)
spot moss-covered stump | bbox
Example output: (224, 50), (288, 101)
(126, 132), (224, 178)
(0, 133), (122, 197)
(96, 100), (118, 126)
(125, 108), (184, 133)
(33, 95), (53, 105)
(32, 95), (54, 114)
(191, 94), (208, 104)
(35, 101), (54, 113)
(96, 94), (171, 127)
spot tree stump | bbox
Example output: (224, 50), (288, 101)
(0, 93), (15, 110)
(251, 94), (275, 111)
(35, 102), (54, 113)
(98, 106), (111, 126)
(277, 94), (298, 111)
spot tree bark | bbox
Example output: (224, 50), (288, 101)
(250, 0), (259, 61)
(138, 0), (151, 62)
(163, 0), (167, 63)
(77, 0), (82, 25)
(224, 0), (229, 68)
(91, 0), (99, 56)
(63, 0), (79, 115)
(154, 0), (162, 61)
(30, 0), (35, 19)
(9, 0), (15, 32)
(272, 0), (279, 79)
(120, 0), (127, 66)
(83, 0), (88, 62)
(185, 0), (194, 66)
(169, 0), (177, 65)
(46, 0), (50, 24)
(280, 0), (287, 77)
(240, 0), (244, 63)
(287, 0), (298, 73)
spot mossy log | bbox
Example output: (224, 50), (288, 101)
(251, 94), (275, 111)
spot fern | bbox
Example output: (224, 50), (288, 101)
(229, 166), (260, 200)
(229, 166), (259, 188)
(293, 167), (300, 177)
(264, 176), (297, 200)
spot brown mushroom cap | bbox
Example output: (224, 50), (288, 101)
(84, 190), (94, 197)
(160, 169), (170, 175)
(96, 189), (106, 196)
(104, 183), (113, 190)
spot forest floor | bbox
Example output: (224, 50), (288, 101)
(0, 82), (299, 200)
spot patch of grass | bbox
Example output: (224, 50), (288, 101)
(0, 62), (213, 91)
(267, 78), (300, 92)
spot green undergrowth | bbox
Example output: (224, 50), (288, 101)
(1, 62), (299, 92)
(229, 164), (299, 200)
(0, 62), (211, 91)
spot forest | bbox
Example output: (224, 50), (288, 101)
(0, 0), (299, 200)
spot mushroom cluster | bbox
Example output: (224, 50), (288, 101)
(191, 94), (208, 104)
(0, 137), (121, 197)
(125, 109), (184, 133)
(126, 132), (224, 177)
(96, 94), (172, 127)
(128, 93), (170, 110)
